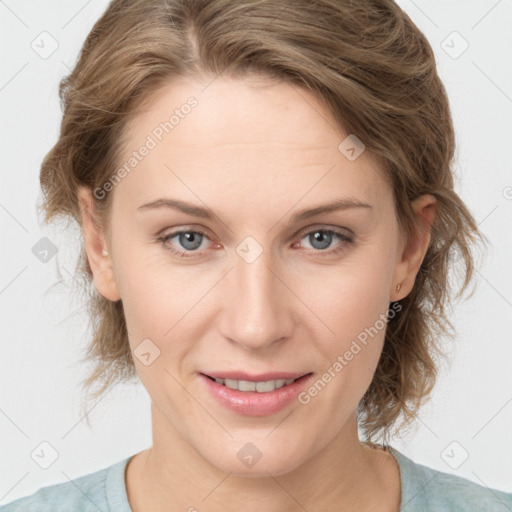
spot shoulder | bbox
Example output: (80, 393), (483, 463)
(389, 446), (512, 511)
(0, 456), (133, 512)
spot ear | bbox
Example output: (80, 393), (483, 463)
(77, 186), (121, 301)
(391, 194), (436, 301)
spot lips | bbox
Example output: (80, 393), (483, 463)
(205, 376), (301, 393)
(200, 372), (314, 416)
(201, 371), (310, 381)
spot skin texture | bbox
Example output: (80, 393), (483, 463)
(78, 74), (436, 511)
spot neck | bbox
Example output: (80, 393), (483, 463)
(126, 404), (399, 512)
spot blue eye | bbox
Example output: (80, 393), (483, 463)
(296, 228), (353, 256)
(157, 229), (210, 258)
(300, 229), (351, 252)
(157, 226), (353, 258)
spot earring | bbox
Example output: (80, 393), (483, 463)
(396, 283), (401, 292)
(102, 249), (108, 256)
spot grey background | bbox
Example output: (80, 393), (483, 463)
(1, 0), (511, 504)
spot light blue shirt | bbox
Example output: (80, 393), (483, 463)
(1, 446), (511, 510)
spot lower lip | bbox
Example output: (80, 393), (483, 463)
(200, 373), (313, 416)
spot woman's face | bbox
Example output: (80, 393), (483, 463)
(86, 74), (425, 476)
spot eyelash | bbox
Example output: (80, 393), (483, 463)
(156, 226), (353, 259)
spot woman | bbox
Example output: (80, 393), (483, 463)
(3, 0), (511, 510)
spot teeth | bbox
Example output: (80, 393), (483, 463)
(237, 379), (256, 392)
(213, 377), (297, 392)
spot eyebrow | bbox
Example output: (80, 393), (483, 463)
(137, 197), (372, 223)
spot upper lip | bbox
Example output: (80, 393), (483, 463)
(201, 371), (312, 382)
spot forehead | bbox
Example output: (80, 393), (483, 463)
(122, 75), (345, 157)
(114, 75), (390, 214)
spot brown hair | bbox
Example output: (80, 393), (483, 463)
(39, 0), (485, 442)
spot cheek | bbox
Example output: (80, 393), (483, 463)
(308, 262), (393, 343)
(299, 282), (390, 419)
(110, 229), (181, 328)
(112, 249), (215, 370)
(302, 249), (395, 388)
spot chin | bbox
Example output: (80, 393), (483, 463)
(201, 439), (309, 478)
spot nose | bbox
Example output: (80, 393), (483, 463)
(218, 247), (294, 351)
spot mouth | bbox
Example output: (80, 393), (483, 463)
(201, 372), (313, 393)
(200, 371), (315, 416)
